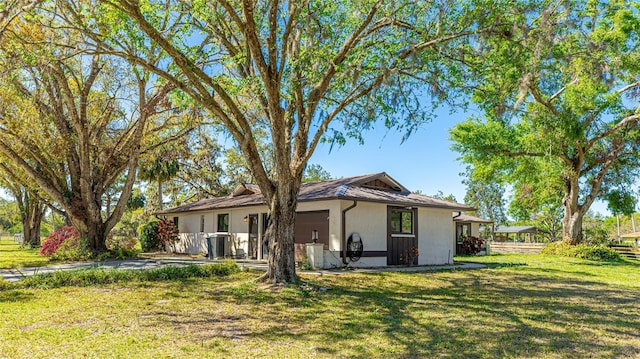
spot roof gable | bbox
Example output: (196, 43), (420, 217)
(231, 184), (261, 197)
(349, 172), (409, 193)
(160, 172), (473, 214)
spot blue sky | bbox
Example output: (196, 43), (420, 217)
(310, 112), (466, 200)
(310, 108), (611, 216)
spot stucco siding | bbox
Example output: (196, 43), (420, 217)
(170, 200), (456, 266)
(343, 201), (387, 252)
(419, 208), (454, 265)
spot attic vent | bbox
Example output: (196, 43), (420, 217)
(362, 179), (401, 192)
(335, 185), (348, 196)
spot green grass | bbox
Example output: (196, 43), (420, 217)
(0, 237), (50, 269)
(1, 254), (639, 358)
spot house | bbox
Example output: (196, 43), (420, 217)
(158, 172), (473, 268)
(453, 213), (493, 255)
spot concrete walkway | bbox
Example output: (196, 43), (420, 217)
(0, 256), (485, 282)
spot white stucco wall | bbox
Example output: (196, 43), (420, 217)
(169, 200), (456, 267)
(419, 208), (455, 265)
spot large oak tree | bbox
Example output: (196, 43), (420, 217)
(0, 19), (187, 251)
(61, 0), (506, 282)
(451, 0), (640, 244)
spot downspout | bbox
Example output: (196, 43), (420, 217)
(453, 211), (462, 220)
(342, 201), (358, 264)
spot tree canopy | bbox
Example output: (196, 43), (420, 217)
(56, 0), (506, 282)
(451, 0), (640, 244)
(0, 14), (190, 251)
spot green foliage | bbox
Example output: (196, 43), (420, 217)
(462, 167), (507, 226)
(450, 0), (640, 243)
(0, 199), (21, 233)
(139, 220), (161, 252)
(303, 164), (332, 183)
(126, 190), (146, 211)
(51, 236), (92, 262)
(14, 261), (239, 289)
(541, 242), (622, 262)
(106, 235), (140, 260)
(432, 190), (457, 202)
(606, 190), (637, 216)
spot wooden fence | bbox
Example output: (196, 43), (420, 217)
(610, 246), (640, 260)
(489, 242), (545, 254)
(489, 242), (640, 259)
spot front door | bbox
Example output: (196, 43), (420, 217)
(248, 214), (258, 259)
(387, 206), (418, 265)
(294, 210), (329, 262)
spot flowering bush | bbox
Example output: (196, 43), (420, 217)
(461, 236), (484, 255)
(40, 226), (92, 261)
(40, 226), (79, 257)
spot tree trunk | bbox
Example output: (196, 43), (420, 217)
(562, 209), (584, 245)
(561, 176), (586, 245)
(22, 202), (45, 248)
(261, 180), (301, 284)
(67, 197), (109, 253)
(81, 218), (108, 253)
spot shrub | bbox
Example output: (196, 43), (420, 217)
(51, 235), (92, 262)
(541, 242), (622, 262)
(106, 235), (140, 259)
(40, 226), (80, 257)
(461, 236), (484, 255)
(158, 219), (180, 252)
(18, 261), (240, 289)
(139, 221), (161, 252)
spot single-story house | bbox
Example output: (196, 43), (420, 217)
(158, 172), (473, 268)
(453, 213), (493, 255)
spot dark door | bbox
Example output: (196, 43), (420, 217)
(294, 210), (329, 262)
(387, 206), (418, 265)
(248, 214), (258, 259)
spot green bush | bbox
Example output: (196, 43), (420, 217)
(17, 260), (240, 289)
(51, 235), (92, 262)
(139, 221), (161, 252)
(106, 235), (140, 260)
(541, 242), (622, 262)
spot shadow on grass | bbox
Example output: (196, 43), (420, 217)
(0, 290), (34, 303)
(159, 269), (640, 358)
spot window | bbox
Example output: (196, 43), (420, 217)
(173, 216), (179, 230)
(391, 209), (414, 235)
(217, 213), (229, 232)
(200, 215), (205, 233)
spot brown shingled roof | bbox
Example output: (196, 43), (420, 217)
(159, 172), (473, 214)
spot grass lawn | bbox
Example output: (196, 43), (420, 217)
(0, 237), (50, 269)
(1, 254), (639, 358)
